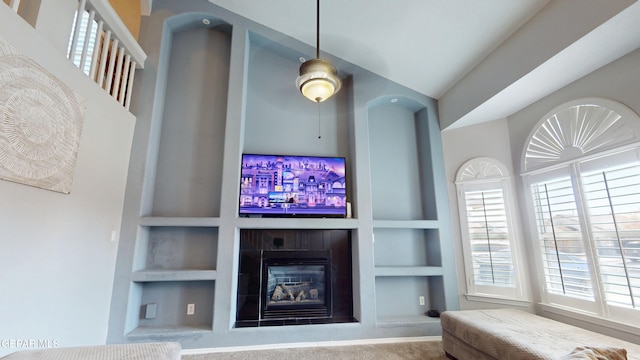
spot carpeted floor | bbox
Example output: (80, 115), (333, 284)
(182, 340), (448, 360)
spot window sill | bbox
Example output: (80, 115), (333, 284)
(465, 293), (530, 307)
(537, 303), (640, 341)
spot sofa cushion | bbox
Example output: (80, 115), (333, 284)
(559, 346), (628, 360)
(1, 342), (181, 360)
(441, 308), (640, 360)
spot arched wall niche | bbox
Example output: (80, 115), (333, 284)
(146, 12), (233, 217)
(367, 95), (436, 220)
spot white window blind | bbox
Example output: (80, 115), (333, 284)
(523, 99), (640, 325)
(530, 176), (594, 299)
(582, 162), (640, 309)
(464, 189), (514, 288)
(456, 157), (524, 301)
(68, 9), (98, 76)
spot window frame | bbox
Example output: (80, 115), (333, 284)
(456, 157), (527, 302)
(521, 98), (640, 326)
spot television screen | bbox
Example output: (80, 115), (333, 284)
(239, 154), (347, 217)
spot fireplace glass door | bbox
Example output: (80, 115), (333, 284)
(261, 251), (332, 320)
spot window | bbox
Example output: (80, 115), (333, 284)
(530, 175), (594, 300)
(68, 9), (99, 76)
(522, 98), (640, 325)
(456, 158), (525, 301)
(581, 157), (640, 310)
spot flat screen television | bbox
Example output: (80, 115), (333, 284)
(239, 154), (347, 217)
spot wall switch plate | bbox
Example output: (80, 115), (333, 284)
(143, 303), (156, 319)
(419, 296), (425, 306)
(187, 303), (195, 315)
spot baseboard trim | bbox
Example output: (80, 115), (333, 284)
(180, 336), (443, 355)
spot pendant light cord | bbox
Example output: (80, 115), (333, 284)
(316, 0), (322, 138)
(316, 0), (320, 59)
(317, 102), (322, 139)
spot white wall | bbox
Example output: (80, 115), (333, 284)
(441, 118), (532, 310)
(0, 6), (135, 357)
(506, 47), (640, 343)
(441, 47), (640, 341)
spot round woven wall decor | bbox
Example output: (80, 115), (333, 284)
(0, 39), (85, 194)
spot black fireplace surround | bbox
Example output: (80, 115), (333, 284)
(236, 229), (355, 327)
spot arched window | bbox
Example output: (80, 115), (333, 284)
(522, 98), (640, 325)
(456, 157), (526, 301)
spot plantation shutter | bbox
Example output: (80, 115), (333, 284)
(581, 161), (640, 309)
(464, 189), (514, 287)
(530, 176), (594, 299)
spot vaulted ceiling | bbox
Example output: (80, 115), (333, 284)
(202, 0), (640, 129)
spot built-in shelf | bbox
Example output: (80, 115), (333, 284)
(374, 266), (443, 277)
(127, 325), (212, 337)
(139, 217), (220, 227)
(132, 269), (217, 282)
(376, 315), (441, 327)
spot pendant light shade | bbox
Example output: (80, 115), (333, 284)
(296, 0), (341, 103)
(296, 58), (341, 103)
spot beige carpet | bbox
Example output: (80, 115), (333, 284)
(182, 340), (448, 360)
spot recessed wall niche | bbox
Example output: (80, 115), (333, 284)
(244, 34), (351, 158)
(151, 25), (231, 218)
(368, 102), (436, 221)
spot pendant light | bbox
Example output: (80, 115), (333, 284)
(296, 0), (341, 103)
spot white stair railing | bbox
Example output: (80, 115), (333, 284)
(67, 0), (145, 110)
(4, 0), (145, 111)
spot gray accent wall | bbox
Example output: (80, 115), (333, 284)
(107, 0), (458, 350)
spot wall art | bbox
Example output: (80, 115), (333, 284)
(0, 36), (86, 194)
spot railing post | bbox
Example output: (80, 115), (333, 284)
(118, 54), (131, 105)
(124, 61), (136, 110)
(104, 38), (118, 92)
(64, 0), (146, 112)
(96, 29), (111, 87)
(112, 44), (125, 100)
(89, 19), (104, 80)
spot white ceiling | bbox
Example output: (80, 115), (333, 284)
(204, 0), (640, 128)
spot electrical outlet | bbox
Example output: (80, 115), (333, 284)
(419, 296), (425, 306)
(187, 303), (195, 315)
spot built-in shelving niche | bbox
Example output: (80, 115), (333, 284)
(368, 98), (446, 325)
(127, 21), (230, 337)
(128, 226), (219, 335)
(368, 102), (437, 222)
(132, 280), (215, 335)
(149, 24), (230, 219)
(373, 228), (441, 268)
(109, 3), (457, 346)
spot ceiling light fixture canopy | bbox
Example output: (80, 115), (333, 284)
(296, 0), (341, 103)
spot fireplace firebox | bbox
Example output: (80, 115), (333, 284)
(235, 229), (354, 327)
(261, 250), (332, 320)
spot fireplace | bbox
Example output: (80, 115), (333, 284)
(261, 250), (332, 320)
(235, 229), (355, 327)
